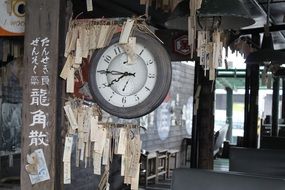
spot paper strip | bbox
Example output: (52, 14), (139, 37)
(93, 152), (102, 175)
(102, 138), (110, 165)
(63, 162), (71, 184)
(66, 67), (75, 93)
(117, 128), (127, 155)
(64, 104), (78, 130)
(86, 0), (93, 11)
(90, 116), (99, 142)
(119, 19), (134, 44)
(63, 136), (73, 162)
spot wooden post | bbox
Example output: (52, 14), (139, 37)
(196, 64), (215, 169)
(272, 77), (280, 136)
(21, 0), (65, 189)
(244, 33), (260, 148)
(226, 87), (233, 142)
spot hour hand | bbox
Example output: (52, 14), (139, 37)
(97, 70), (124, 75)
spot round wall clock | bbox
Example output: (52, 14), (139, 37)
(89, 30), (172, 119)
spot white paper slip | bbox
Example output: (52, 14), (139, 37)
(86, 0), (93, 12)
(63, 162), (71, 184)
(94, 127), (107, 154)
(102, 138), (110, 165)
(64, 104), (78, 130)
(90, 116), (99, 142)
(63, 136), (73, 162)
(93, 152), (102, 175)
(119, 19), (134, 44)
(75, 38), (83, 64)
(117, 128), (127, 155)
(66, 67), (75, 93)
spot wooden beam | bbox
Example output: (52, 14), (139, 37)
(196, 65), (215, 169)
(243, 34), (260, 148)
(240, 24), (285, 35)
(21, 0), (64, 189)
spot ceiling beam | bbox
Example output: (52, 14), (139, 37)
(240, 24), (285, 35)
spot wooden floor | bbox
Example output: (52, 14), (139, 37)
(139, 158), (229, 190)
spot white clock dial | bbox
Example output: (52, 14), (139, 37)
(95, 43), (157, 108)
(89, 31), (172, 119)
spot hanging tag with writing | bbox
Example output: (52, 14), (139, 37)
(63, 162), (71, 184)
(75, 38), (83, 64)
(117, 128), (127, 155)
(93, 152), (102, 175)
(80, 27), (90, 58)
(86, 0), (93, 12)
(102, 138), (110, 165)
(63, 136), (73, 162)
(97, 25), (110, 49)
(64, 103), (78, 129)
(60, 54), (72, 80)
(119, 19), (134, 44)
(90, 116), (99, 142)
(64, 30), (72, 57)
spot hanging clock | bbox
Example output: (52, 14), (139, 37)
(88, 30), (172, 119)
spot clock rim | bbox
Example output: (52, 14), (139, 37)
(88, 30), (172, 119)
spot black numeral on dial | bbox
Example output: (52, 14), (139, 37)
(104, 55), (112, 63)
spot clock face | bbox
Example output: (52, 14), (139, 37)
(89, 31), (172, 119)
(95, 42), (157, 108)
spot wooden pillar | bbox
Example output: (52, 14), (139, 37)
(243, 64), (250, 146)
(282, 78), (285, 119)
(21, 0), (65, 189)
(243, 33), (259, 148)
(226, 87), (233, 142)
(196, 65), (215, 169)
(272, 77), (280, 136)
(190, 61), (199, 168)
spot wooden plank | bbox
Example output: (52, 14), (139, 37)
(20, 0), (64, 189)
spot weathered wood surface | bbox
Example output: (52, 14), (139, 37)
(21, 0), (64, 189)
(196, 64), (214, 169)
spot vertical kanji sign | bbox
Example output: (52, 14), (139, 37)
(21, 0), (64, 189)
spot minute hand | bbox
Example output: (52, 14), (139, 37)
(97, 70), (125, 75)
(107, 72), (136, 87)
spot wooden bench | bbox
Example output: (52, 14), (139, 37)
(229, 147), (285, 178)
(172, 168), (285, 190)
(155, 150), (168, 183)
(140, 151), (157, 187)
(260, 136), (285, 150)
(166, 149), (179, 178)
(140, 149), (178, 186)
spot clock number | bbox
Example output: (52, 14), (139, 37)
(104, 55), (112, 63)
(147, 59), (153, 65)
(122, 96), (127, 104)
(108, 91), (115, 101)
(148, 73), (155, 78)
(114, 46), (121, 55)
(145, 86), (151, 91)
(135, 95), (140, 102)
(139, 49), (144, 56)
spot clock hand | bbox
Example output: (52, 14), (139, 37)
(107, 73), (128, 87)
(122, 78), (131, 92)
(107, 72), (136, 87)
(97, 70), (125, 75)
(98, 70), (136, 76)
